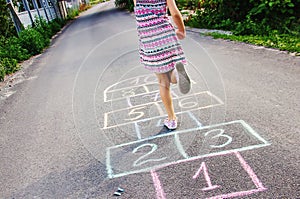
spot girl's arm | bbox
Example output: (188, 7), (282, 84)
(166, 0), (185, 40)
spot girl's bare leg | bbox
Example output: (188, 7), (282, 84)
(170, 69), (177, 84)
(155, 72), (176, 120)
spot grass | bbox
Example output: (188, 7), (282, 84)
(206, 32), (300, 54)
(90, 0), (108, 5)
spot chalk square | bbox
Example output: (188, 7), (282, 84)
(105, 84), (157, 101)
(152, 152), (267, 198)
(106, 120), (270, 179)
(106, 135), (186, 178)
(177, 120), (270, 158)
(137, 112), (204, 138)
(103, 103), (162, 129)
(104, 74), (158, 102)
(103, 91), (222, 129)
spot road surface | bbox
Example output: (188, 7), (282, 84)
(0, 1), (299, 198)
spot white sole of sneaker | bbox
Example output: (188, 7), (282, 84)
(175, 62), (191, 94)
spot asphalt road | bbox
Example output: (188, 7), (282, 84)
(0, 1), (299, 198)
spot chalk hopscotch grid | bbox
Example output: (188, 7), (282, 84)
(104, 83), (158, 102)
(103, 74), (201, 103)
(134, 111), (202, 140)
(103, 91), (223, 129)
(151, 151), (267, 199)
(104, 74), (157, 102)
(106, 120), (271, 179)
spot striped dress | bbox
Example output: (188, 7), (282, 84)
(134, 0), (187, 73)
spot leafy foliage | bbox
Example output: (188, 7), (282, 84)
(208, 32), (300, 53)
(115, 0), (134, 11)
(0, 63), (5, 81)
(0, 0), (17, 37)
(18, 27), (46, 55)
(67, 7), (79, 19)
(0, 17), (66, 81)
(0, 57), (18, 81)
(188, 0), (299, 36)
(1, 57), (18, 74)
(176, 0), (199, 10)
(0, 36), (30, 61)
(184, 0), (300, 52)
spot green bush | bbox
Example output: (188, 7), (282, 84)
(0, 0), (17, 37)
(0, 57), (18, 81)
(50, 19), (63, 35)
(184, 0), (299, 53)
(90, 0), (107, 5)
(247, 0), (297, 34)
(208, 32), (300, 53)
(67, 8), (79, 19)
(0, 63), (5, 81)
(18, 27), (47, 55)
(0, 36), (30, 61)
(189, 0), (299, 36)
(0, 13), (68, 81)
(115, 0), (134, 11)
(1, 57), (18, 74)
(176, 0), (199, 10)
(34, 17), (52, 40)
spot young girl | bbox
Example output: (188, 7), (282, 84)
(134, 0), (191, 130)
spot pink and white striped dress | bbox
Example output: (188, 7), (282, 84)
(134, 0), (187, 73)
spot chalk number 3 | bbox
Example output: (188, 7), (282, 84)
(205, 129), (232, 148)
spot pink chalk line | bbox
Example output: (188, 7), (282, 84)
(150, 151), (267, 199)
(193, 162), (221, 191)
(150, 170), (166, 199)
(234, 151), (267, 189)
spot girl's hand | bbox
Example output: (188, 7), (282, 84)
(176, 29), (186, 40)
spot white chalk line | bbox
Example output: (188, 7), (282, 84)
(107, 120), (268, 148)
(126, 97), (133, 107)
(105, 89), (208, 105)
(206, 90), (225, 105)
(154, 102), (165, 116)
(103, 103), (221, 129)
(105, 82), (158, 102)
(174, 133), (189, 159)
(239, 120), (270, 144)
(106, 147), (113, 178)
(103, 75), (157, 102)
(104, 74), (155, 92)
(106, 143), (271, 179)
(134, 122), (142, 140)
(187, 111), (203, 127)
(105, 120), (271, 178)
(103, 91), (221, 129)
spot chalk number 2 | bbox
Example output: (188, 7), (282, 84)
(132, 143), (167, 167)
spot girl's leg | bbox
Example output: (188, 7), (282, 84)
(155, 72), (176, 120)
(170, 69), (177, 84)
